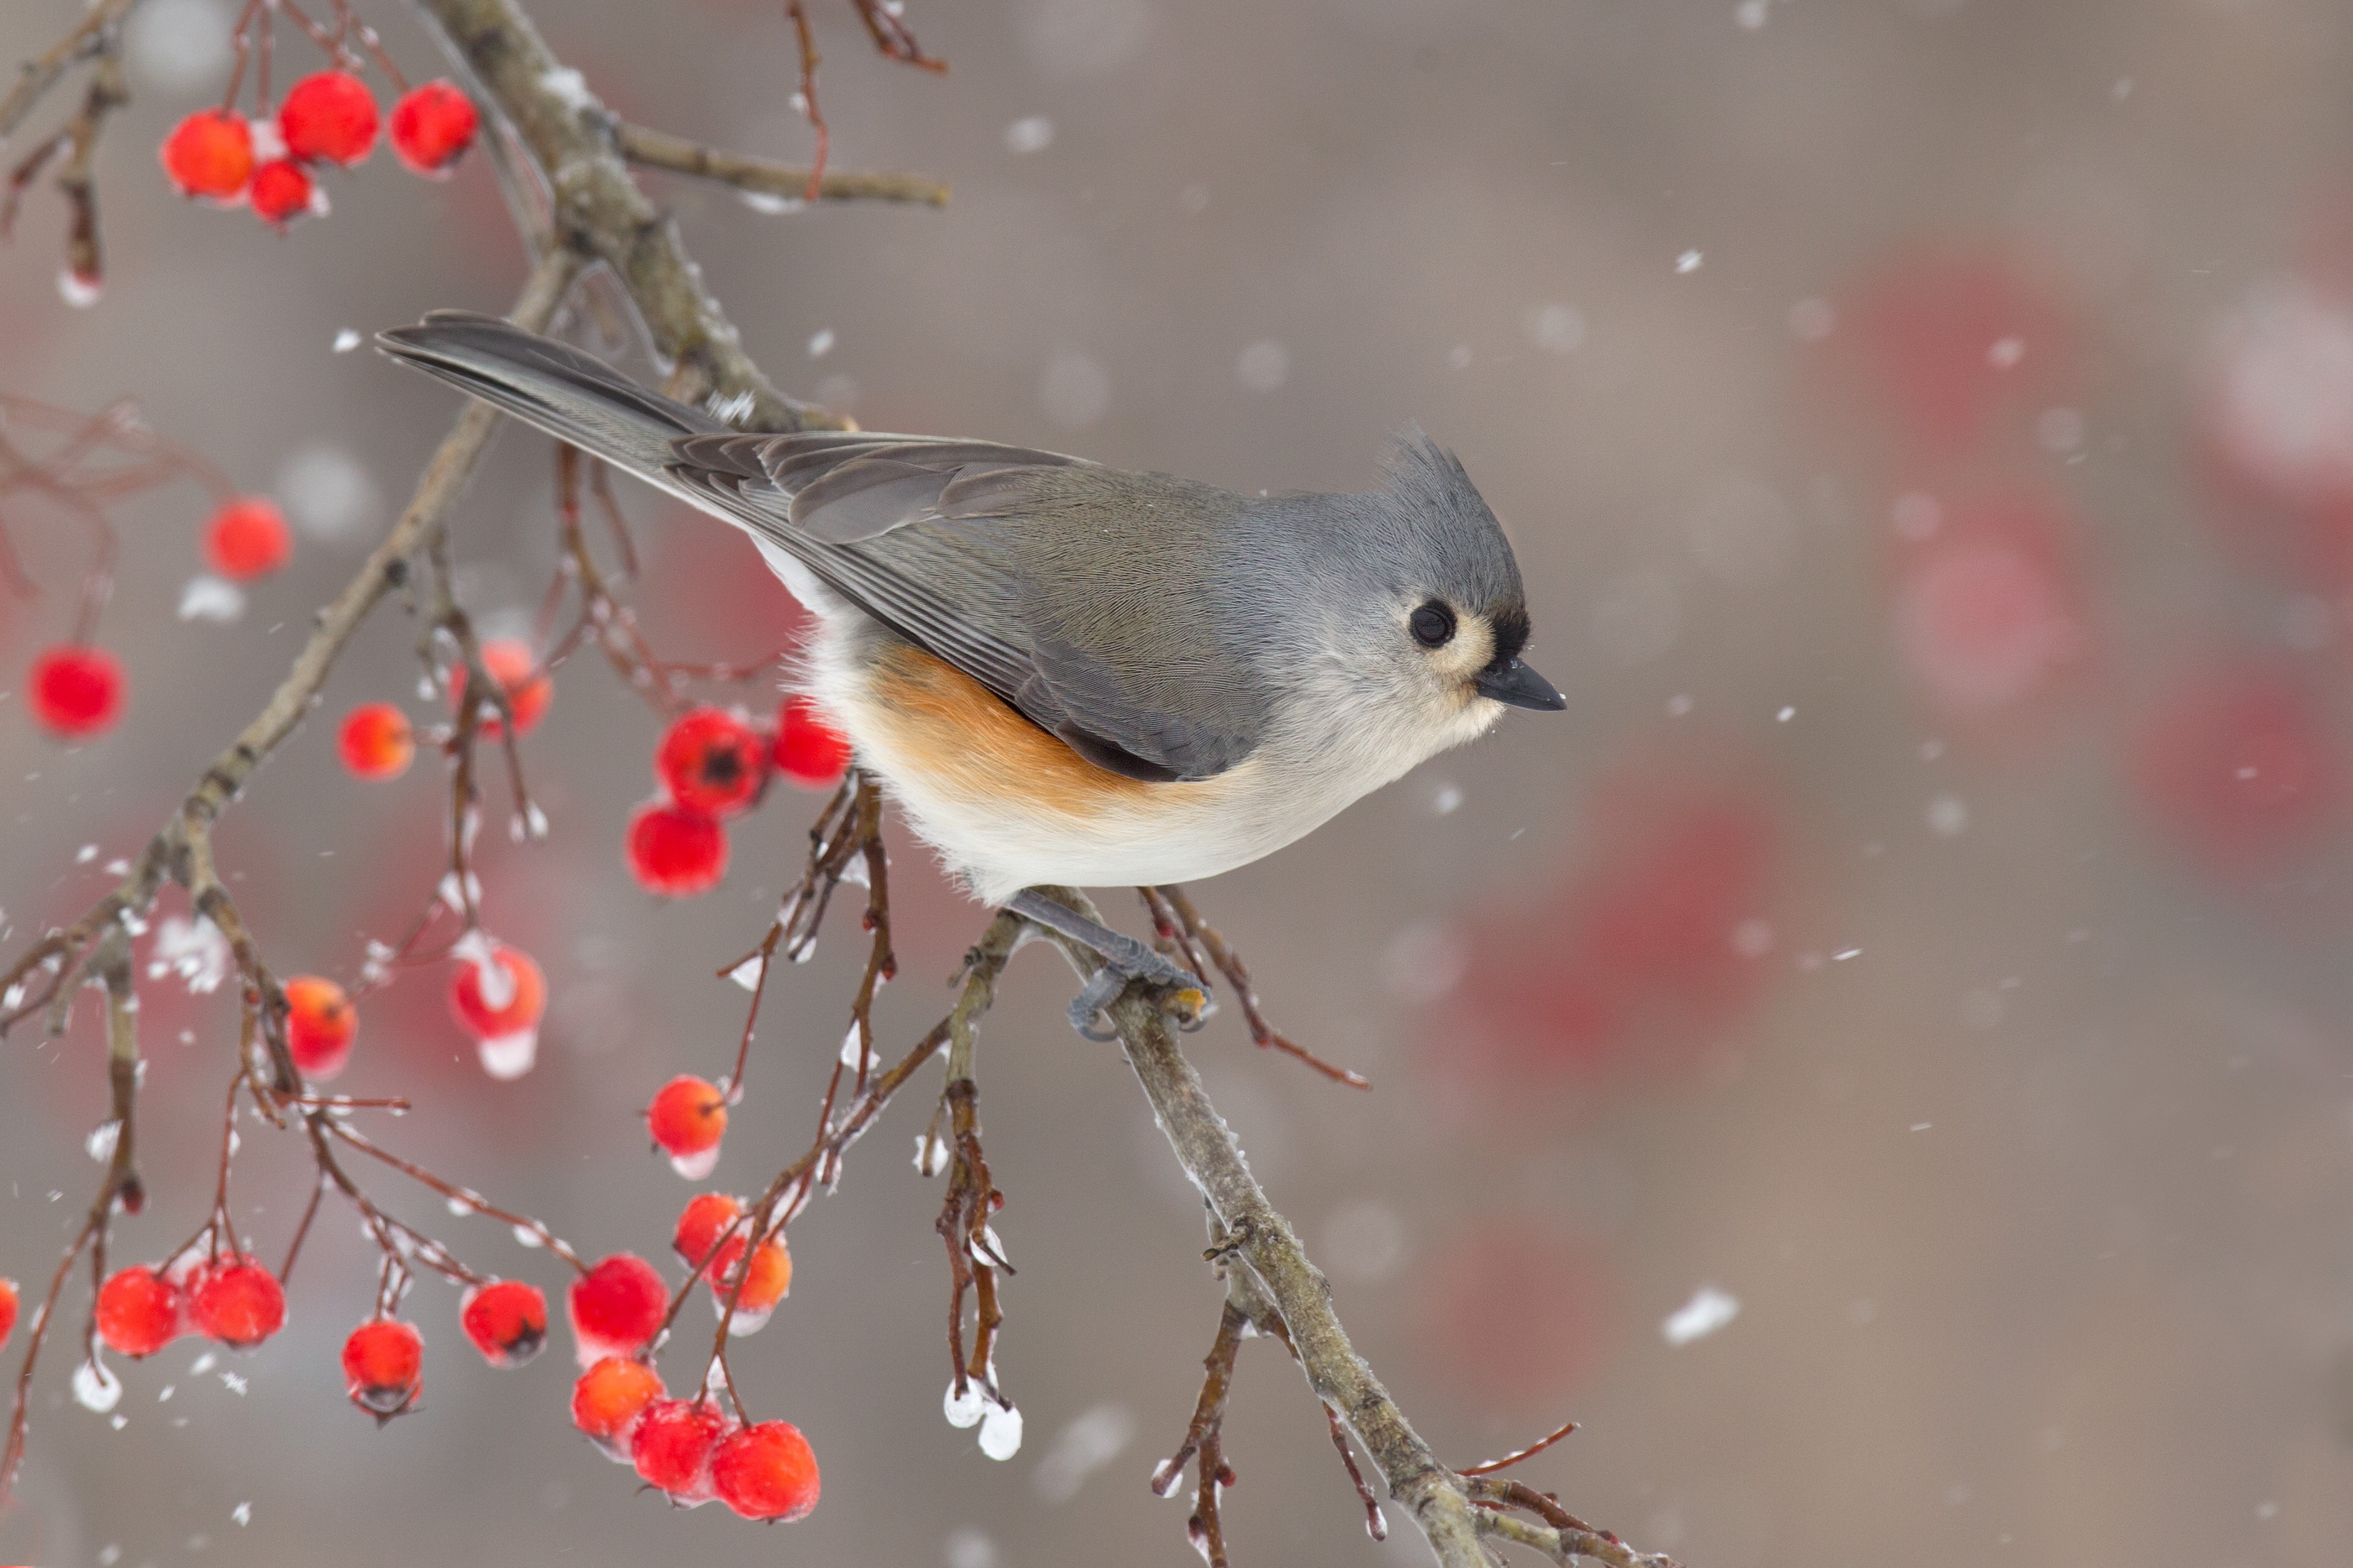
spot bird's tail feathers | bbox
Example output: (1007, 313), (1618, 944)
(374, 311), (723, 477)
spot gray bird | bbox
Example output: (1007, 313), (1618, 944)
(378, 313), (1562, 1017)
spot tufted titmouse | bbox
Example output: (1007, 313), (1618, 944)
(377, 314), (1563, 1020)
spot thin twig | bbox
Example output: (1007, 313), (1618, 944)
(618, 122), (946, 206)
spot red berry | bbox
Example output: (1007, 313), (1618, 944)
(631, 1397), (734, 1503)
(448, 943), (547, 1038)
(712, 1420), (820, 1522)
(2134, 663), (2339, 875)
(283, 975), (357, 1080)
(572, 1355), (665, 1460)
(774, 696), (853, 787)
(625, 800), (728, 897)
(673, 1192), (742, 1271)
(459, 1278), (548, 1368)
(278, 71), (379, 167)
(203, 496), (294, 578)
(188, 1256), (286, 1350)
(0, 1278), (16, 1347)
(451, 638), (551, 738)
(160, 109), (255, 201)
(568, 1253), (668, 1364)
(28, 644), (124, 740)
(95, 1265), (182, 1358)
(646, 1075), (728, 1177)
(247, 158), (321, 228)
(656, 708), (768, 816)
(338, 702), (415, 781)
(341, 1319), (423, 1419)
(388, 81), (479, 176)
(708, 1235), (791, 1322)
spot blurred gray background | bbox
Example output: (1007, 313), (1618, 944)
(5, 0), (2353, 1564)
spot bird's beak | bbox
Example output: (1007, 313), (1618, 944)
(1473, 656), (1567, 711)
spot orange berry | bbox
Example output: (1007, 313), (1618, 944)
(0, 1278), (17, 1347)
(203, 496), (293, 578)
(708, 1235), (791, 1321)
(338, 702), (415, 781)
(712, 1420), (820, 1522)
(571, 1355), (665, 1461)
(341, 1319), (423, 1419)
(773, 695), (851, 788)
(646, 1075), (727, 1177)
(447, 943), (546, 1038)
(187, 1256), (286, 1350)
(672, 1192), (742, 1271)
(283, 975), (357, 1080)
(451, 638), (551, 738)
(95, 1264), (181, 1358)
(160, 109), (254, 201)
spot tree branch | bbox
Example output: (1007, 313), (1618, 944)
(617, 122), (947, 208)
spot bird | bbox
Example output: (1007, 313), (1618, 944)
(377, 312), (1564, 1032)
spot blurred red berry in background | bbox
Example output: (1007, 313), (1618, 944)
(205, 496), (293, 579)
(28, 644), (124, 739)
(283, 975), (357, 1080)
(338, 701), (415, 780)
(1415, 1225), (1612, 1410)
(453, 638), (552, 737)
(448, 941), (547, 1038)
(1449, 752), (1782, 1080)
(626, 800), (728, 896)
(0, 1278), (17, 1348)
(389, 82), (480, 176)
(2132, 660), (2340, 877)
(774, 695), (852, 787)
(278, 71), (380, 167)
(1834, 247), (2071, 459)
(1889, 489), (2090, 726)
(247, 159), (321, 229)
(160, 110), (254, 202)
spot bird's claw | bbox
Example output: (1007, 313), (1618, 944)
(1007, 888), (1217, 1040)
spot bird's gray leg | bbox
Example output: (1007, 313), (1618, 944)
(1006, 888), (1211, 1040)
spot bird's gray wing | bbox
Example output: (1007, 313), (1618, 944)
(665, 437), (1267, 782)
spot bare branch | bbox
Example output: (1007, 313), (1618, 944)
(617, 121), (947, 208)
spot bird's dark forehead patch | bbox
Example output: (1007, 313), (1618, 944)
(1487, 604), (1530, 665)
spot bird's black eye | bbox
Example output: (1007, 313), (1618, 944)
(1410, 601), (1457, 649)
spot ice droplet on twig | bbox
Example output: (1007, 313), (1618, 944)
(177, 575), (246, 624)
(668, 1145), (720, 1181)
(914, 1132), (949, 1177)
(977, 1401), (1024, 1461)
(479, 1028), (537, 1080)
(86, 1119), (121, 1163)
(838, 1023), (867, 1068)
(74, 1357), (124, 1413)
(943, 1381), (988, 1429)
(727, 954), (765, 991)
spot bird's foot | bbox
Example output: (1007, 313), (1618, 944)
(1006, 888), (1214, 1040)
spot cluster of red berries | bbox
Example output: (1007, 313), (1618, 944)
(626, 699), (852, 897)
(95, 1253), (287, 1358)
(673, 1192), (791, 1327)
(160, 72), (477, 229)
(339, 1277), (547, 1422)
(333, 636), (550, 786)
